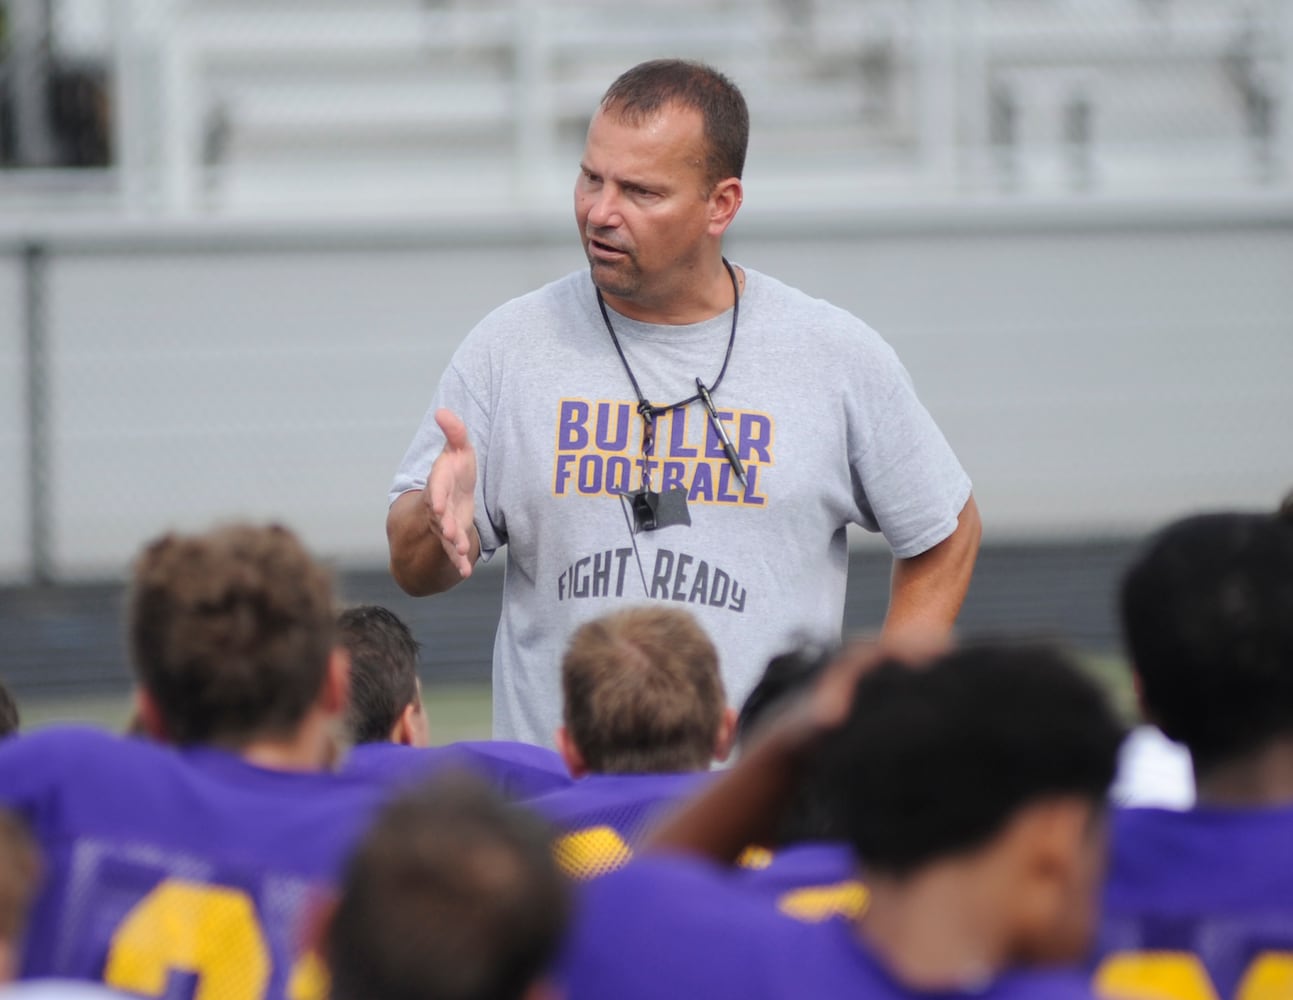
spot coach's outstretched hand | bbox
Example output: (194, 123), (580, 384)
(423, 408), (479, 580)
(387, 409), (481, 596)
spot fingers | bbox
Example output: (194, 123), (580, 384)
(422, 478), (474, 578)
(811, 636), (944, 733)
(434, 408), (471, 451)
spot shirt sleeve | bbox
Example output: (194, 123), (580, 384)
(846, 346), (972, 559)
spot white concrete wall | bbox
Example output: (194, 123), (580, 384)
(2, 200), (1290, 581)
(0, 257), (27, 579)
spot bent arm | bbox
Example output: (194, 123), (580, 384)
(386, 488), (480, 596)
(645, 642), (899, 863)
(882, 493), (981, 642)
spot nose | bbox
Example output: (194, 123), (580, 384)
(584, 186), (621, 230)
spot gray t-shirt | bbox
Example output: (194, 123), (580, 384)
(391, 267), (971, 746)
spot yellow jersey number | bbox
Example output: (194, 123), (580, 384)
(103, 878), (326, 1000)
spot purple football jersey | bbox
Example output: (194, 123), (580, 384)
(734, 842), (866, 921)
(340, 739), (571, 800)
(524, 772), (713, 878)
(563, 854), (1097, 1000)
(1094, 805), (1293, 998)
(0, 726), (388, 1000)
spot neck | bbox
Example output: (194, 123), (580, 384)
(601, 258), (740, 325)
(857, 864), (1013, 992)
(235, 710), (341, 773)
(1195, 736), (1293, 807)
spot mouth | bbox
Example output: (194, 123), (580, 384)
(587, 237), (628, 260)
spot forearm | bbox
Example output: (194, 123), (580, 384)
(386, 490), (479, 596)
(646, 643), (890, 863)
(644, 726), (806, 862)
(883, 494), (981, 641)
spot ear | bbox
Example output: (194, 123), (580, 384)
(389, 700), (429, 748)
(713, 706), (738, 763)
(1027, 799), (1091, 879)
(319, 647), (351, 719)
(1010, 798), (1103, 951)
(520, 977), (562, 1000)
(706, 177), (743, 237)
(556, 726), (588, 779)
(131, 688), (169, 742)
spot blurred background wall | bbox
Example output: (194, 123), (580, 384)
(0, 0), (1290, 706)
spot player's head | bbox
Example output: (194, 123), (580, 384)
(326, 776), (569, 1000)
(1120, 501), (1293, 777)
(127, 522), (345, 749)
(0, 682), (18, 739)
(821, 642), (1124, 964)
(576, 60), (746, 315)
(737, 642), (840, 845)
(558, 606), (735, 777)
(337, 604), (428, 748)
(0, 811), (40, 983)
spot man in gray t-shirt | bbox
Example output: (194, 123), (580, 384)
(388, 59), (981, 747)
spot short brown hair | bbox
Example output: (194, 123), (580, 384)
(127, 523), (336, 747)
(600, 59), (749, 190)
(561, 606), (725, 774)
(327, 776), (569, 1000)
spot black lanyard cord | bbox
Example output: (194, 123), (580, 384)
(596, 258), (741, 425)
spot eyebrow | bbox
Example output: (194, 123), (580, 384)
(580, 163), (664, 192)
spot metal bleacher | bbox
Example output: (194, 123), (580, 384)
(90, 0), (1289, 217)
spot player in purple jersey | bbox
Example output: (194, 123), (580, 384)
(341, 739), (571, 801)
(0, 523), (390, 1000)
(562, 641), (1124, 1000)
(522, 606), (734, 878)
(336, 604), (430, 748)
(334, 603), (571, 799)
(1093, 498), (1293, 999)
(730, 644), (864, 920)
(324, 776), (570, 1000)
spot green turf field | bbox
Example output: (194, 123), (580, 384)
(16, 650), (1138, 742)
(19, 681), (495, 744)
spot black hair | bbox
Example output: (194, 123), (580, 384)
(737, 643), (839, 845)
(0, 681), (18, 738)
(737, 643), (836, 745)
(821, 642), (1124, 878)
(328, 776), (570, 1000)
(1120, 505), (1293, 772)
(337, 604), (421, 745)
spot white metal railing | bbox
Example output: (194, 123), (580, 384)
(3, 0), (1290, 217)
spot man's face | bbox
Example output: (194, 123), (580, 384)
(574, 102), (716, 320)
